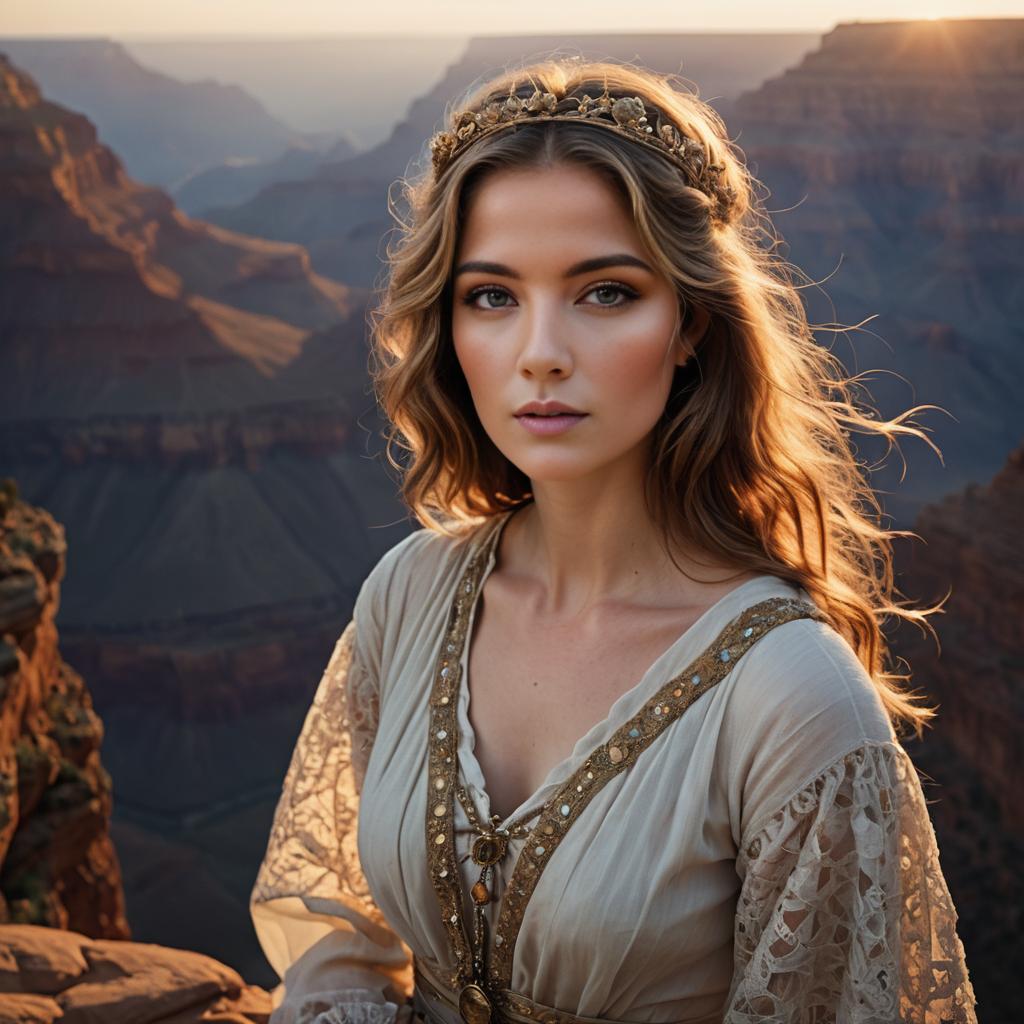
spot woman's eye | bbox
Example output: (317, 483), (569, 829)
(464, 288), (513, 310)
(584, 283), (638, 307)
(461, 282), (639, 310)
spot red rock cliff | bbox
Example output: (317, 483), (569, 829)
(0, 479), (128, 937)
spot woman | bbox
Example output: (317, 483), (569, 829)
(250, 59), (976, 1024)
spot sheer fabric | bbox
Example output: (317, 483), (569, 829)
(726, 741), (975, 1022)
(250, 618), (415, 1024)
(250, 515), (976, 1024)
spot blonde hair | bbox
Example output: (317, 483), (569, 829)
(369, 57), (944, 735)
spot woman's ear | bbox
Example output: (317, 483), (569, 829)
(675, 302), (710, 366)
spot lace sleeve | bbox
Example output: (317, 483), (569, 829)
(724, 740), (977, 1024)
(250, 618), (415, 1024)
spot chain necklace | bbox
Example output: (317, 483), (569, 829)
(453, 778), (547, 1024)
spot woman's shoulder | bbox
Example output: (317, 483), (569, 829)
(725, 610), (896, 748)
(354, 514), (496, 623)
(715, 606), (899, 839)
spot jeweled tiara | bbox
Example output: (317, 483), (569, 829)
(428, 85), (738, 221)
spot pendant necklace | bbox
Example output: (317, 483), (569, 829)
(453, 780), (546, 1024)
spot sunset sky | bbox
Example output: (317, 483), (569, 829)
(4, 0), (1022, 35)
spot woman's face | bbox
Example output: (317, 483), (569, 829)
(451, 162), (702, 487)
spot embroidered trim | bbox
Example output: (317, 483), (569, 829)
(489, 592), (823, 988)
(424, 527), (496, 987)
(423, 513), (826, 995)
(414, 957), (619, 1024)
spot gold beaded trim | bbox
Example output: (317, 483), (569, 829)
(424, 513), (826, 994)
(414, 956), (616, 1024)
(487, 591), (823, 989)
(424, 524), (499, 987)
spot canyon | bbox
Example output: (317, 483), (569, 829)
(0, 18), (1019, 1015)
(0, 482), (270, 1022)
(0, 51), (408, 980)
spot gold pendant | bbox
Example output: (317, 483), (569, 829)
(471, 831), (508, 867)
(458, 982), (493, 1024)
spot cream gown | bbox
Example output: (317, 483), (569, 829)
(249, 509), (976, 1024)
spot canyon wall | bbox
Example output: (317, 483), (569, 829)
(0, 483), (270, 1022)
(0, 480), (127, 938)
(730, 18), (1024, 521)
(0, 54), (410, 979)
(890, 442), (1023, 1021)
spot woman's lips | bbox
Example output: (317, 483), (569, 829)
(515, 413), (588, 436)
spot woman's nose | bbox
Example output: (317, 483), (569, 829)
(515, 300), (573, 378)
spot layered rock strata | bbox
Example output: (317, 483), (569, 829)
(0, 53), (409, 978)
(0, 479), (127, 937)
(730, 18), (1024, 520)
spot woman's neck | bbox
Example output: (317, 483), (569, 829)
(502, 486), (745, 619)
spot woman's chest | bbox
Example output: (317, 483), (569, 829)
(464, 600), (716, 823)
(358, 681), (741, 1015)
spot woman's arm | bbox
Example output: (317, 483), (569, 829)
(249, 615), (415, 1024)
(724, 739), (975, 1022)
(718, 613), (977, 1023)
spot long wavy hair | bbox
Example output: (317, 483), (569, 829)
(369, 57), (944, 735)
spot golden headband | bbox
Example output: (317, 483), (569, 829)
(428, 86), (738, 221)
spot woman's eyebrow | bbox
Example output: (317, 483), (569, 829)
(454, 254), (654, 279)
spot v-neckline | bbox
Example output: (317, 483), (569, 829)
(455, 507), (784, 829)
(423, 514), (822, 997)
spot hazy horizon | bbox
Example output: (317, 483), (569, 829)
(5, 2), (1022, 37)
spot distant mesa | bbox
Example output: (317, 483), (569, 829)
(201, 30), (820, 284)
(0, 52), (410, 980)
(0, 50), (359, 431)
(727, 17), (1024, 521)
(0, 36), (314, 192)
(174, 137), (358, 217)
